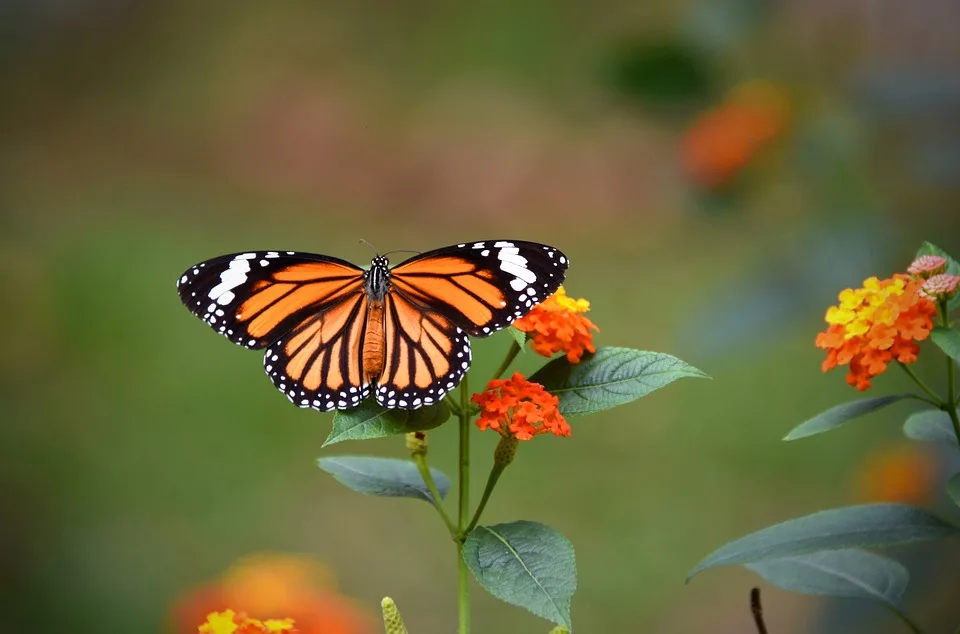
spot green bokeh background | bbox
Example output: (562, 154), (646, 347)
(3, 1), (960, 632)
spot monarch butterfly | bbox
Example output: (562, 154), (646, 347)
(176, 240), (568, 411)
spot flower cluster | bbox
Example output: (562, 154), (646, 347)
(816, 271), (937, 391)
(472, 372), (570, 440)
(198, 610), (296, 634)
(513, 286), (598, 363)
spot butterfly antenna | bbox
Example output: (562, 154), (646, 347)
(358, 239), (380, 256)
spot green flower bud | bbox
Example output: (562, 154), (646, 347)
(381, 597), (409, 634)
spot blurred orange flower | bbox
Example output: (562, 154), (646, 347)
(173, 553), (375, 634)
(513, 286), (598, 363)
(680, 80), (789, 188)
(198, 609), (297, 634)
(852, 443), (938, 506)
(816, 273), (936, 391)
(472, 372), (570, 440)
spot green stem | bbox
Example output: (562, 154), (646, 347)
(897, 361), (943, 404)
(412, 453), (457, 537)
(457, 375), (471, 634)
(940, 301), (960, 446)
(491, 340), (522, 381)
(465, 462), (507, 535)
(888, 605), (924, 634)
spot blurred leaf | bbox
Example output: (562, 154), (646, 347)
(509, 326), (528, 351)
(324, 400), (450, 446)
(916, 242), (960, 309)
(903, 408), (959, 446)
(317, 456), (450, 503)
(931, 326), (960, 364)
(784, 395), (914, 441)
(463, 521), (576, 630)
(947, 474), (960, 508)
(745, 549), (908, 607)
(529, 347), (708, 416)
(688, 503), (959, 580)
(601, 39), (714, 108)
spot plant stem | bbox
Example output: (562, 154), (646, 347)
(940, 301), (960, 446)
(412, 453), (457, 537)
(465, 462), (507, 534)
(897, 361), (943, 404)
(888, 605), (924, 634)
(457, 375), (471, 634)
(491, 340), (522, 381)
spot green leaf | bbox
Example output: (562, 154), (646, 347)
(462, 521), (576, 630)
(509, 326), (528, 350)
(931, 326), (960, 364)
(783, 395), (914, 441)
(324, 400), (450, 446)
(688, 503), (959, 581)
(915, 241), (960, 309)
(317, 456), (450, 503)
(745, 549), (908, 607)
(947, 473), (960, 508)
(903, 408), (959, 446)
(529, 347), (708, 416)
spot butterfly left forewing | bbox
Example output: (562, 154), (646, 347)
(388, 240), (568, 337)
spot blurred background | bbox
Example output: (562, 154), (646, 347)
(2, 1), (960, 632)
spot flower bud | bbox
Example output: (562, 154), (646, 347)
(380, 597), (409, 634)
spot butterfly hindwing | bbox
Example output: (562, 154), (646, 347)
(373, 292), (471, 409)
(176, 251), (364, 349)
(388, 240), (568, 337)
(264, 292), (372, 411)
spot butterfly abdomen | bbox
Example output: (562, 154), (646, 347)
(363, 299), (386, 382)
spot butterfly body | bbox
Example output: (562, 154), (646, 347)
(177, 241), (568, 411)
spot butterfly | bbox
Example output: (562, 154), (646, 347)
(176, 240), (568, 411)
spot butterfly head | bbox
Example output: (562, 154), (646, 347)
(365, 255), (392, 299)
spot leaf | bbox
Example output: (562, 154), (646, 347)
(509, 326), (528, 350)
(915, 242), (960, 309)
(462, 521), (577, 630)
(903, 408), (959, 446)
(745, 549), (908, 607)
(931, 326), (960, 364)
(317, 456), (450, 503)
(688, 503), (959, 581)
(947, 473), (960, 508)
(783, 395), (914, 441)
(324, 400), (450, 446)
(529, 347), (708, 416)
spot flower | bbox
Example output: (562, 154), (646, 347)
(907, 255), (947, 278)
(198, 609), (297, 634)
(174, 553), (376, 634)
(513, 286), (598, 363)
(920, 273), (960, 301)
(816, 273), (936, 390)
(851, 443), (938, 506)
(471, 372), (570, 440)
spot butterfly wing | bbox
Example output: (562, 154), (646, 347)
(388, 240), (568, 337)
(177, 251), (372, 410)
(176, 251), (365, 349)
(373, 291), (471, 409)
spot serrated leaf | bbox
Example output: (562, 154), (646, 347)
(745, 549), (908, 607)
(903, 408), (959, 446)
(784, 395), (914, 441)
(462, 521), (576, 630)
(688, 503), (959, 581)
(915, 242), (960, 309)
(947, 473), (960, 508)
(529, 347), (708, 416)
(931, 326), (960, 364)
(509, 326), (528, 350)
(317, 456), (450, 502)
(324, 400), (450, 446)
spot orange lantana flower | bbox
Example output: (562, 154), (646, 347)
(852, 442), (938, 506)
(199, 609), (297, 634)
(816, 273), (936, 391)
(513, 286), (598, 363)
(472, 372), (570, 440)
